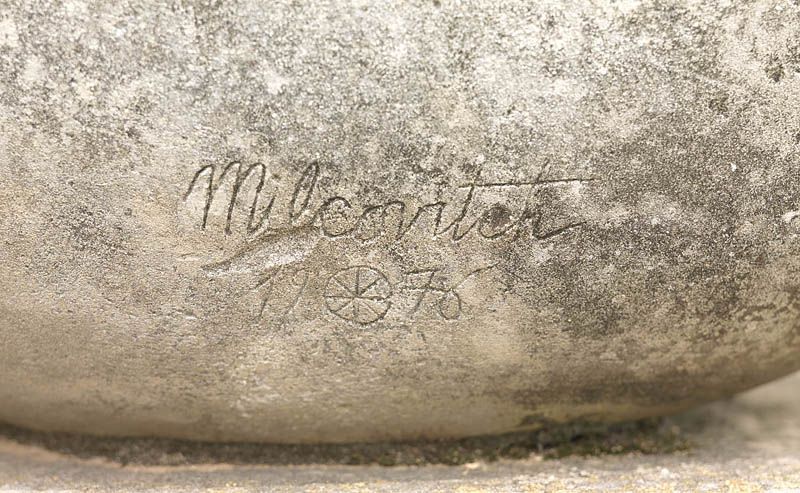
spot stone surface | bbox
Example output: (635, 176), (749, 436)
(2, 0), (800, 443)
(1, 371), (798, 492)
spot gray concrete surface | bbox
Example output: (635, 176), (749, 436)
(0, 371), (798, 491)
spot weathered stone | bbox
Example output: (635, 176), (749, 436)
(1, 0), (800, 443)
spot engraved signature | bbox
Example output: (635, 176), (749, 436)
(184, 160), (594, 245)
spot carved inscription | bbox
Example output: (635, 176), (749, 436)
(184, 161), (594, 244)
(187, 159), (595, 325)
(255, 266), (309, 319)
(324, 266), (392, 325)
(400, 265), (497, 321)
(252, 263), (498, 326)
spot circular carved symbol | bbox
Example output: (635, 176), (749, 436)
(324, 265), (392, 325)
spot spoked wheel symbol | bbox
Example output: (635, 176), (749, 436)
(324, 265), (392, 325)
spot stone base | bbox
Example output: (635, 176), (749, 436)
(1, 371), (798, 492)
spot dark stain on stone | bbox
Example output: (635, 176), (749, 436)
(517, 413), (557, 428)
(708, 94), (729, 115)
(60, 205), (126, 254)
(766, 55), (785, 82)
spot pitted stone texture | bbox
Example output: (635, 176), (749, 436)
(1, 0), (800, 443)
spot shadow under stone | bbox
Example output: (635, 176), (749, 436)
(0, 418), (691, 467)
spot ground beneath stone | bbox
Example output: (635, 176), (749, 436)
(2, 371), (799, 491)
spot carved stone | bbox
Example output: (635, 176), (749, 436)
(1, 1), (800, 443)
